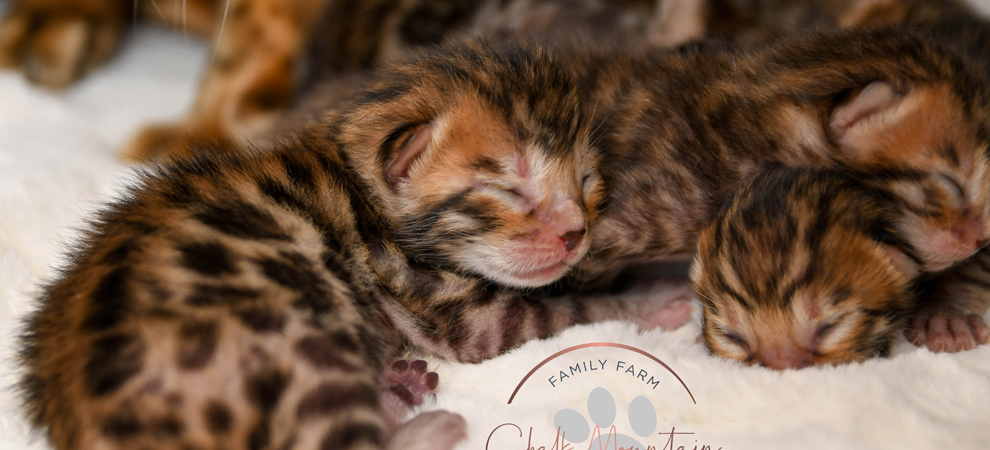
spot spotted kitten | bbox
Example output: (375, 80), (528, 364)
(20, 40), (681, 450)
(703, 0), (990, 70)
(286, 27), (990, 355)
(693, 166), (990, 369)
(692, 168), (941, 369)
(564, 29), (990, 282)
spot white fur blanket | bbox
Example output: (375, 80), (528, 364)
(3, 5), (990, 449)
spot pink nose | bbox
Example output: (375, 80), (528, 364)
(954, 213), (988, 251)
(560, 229), (586, 252)
(759, 346), (812, 370)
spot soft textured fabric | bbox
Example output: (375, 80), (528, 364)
(2, 4), (990, 449)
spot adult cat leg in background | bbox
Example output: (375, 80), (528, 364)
(120, 0), (328, 161)
(0, 0), (216, 87)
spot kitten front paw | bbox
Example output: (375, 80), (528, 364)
(906, 312), (990, 353)
(622, 277), (697, 331)
(0, 4), (123, 87)
(382, 359), (439, 407)
(379, 359), (442, 431)
(387, 410), (467, 450)
(636, 296), (695, 331)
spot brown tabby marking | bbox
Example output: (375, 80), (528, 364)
(21, 39), (682, 450)
(563, 29), (990, 293)
(692, 168), (918, 369)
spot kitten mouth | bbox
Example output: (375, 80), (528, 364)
(510, 262), (569, 284)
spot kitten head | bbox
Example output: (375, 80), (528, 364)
(340, 40), (603, 288)
(692, 168), (916, 369)
(827, 81), (990, 271)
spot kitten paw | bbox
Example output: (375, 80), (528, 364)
(906, 312), (990, 353)
(637, 296), (695, 331)
(387, 410), (467, 450)
(379, 359), (441, 430)
(0, 6), (122, 87)
(382, 359), (439, 407)
(625, 278), (697, 331)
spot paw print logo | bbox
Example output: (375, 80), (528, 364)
(554, 387), (657, 448)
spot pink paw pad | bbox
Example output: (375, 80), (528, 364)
(382, 359), (439, 407)
(906, 312), (990, 353)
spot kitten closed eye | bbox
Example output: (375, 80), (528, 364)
(693, 168), (919, 369)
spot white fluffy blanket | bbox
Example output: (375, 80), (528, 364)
(3, 6), (990, 450)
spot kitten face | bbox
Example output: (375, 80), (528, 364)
(395, 96), (602, 287)
(335, 40), (602, 289)
(385, 94), (603, 288)
(696, 243), (911, 369)
(692, 169), (915, 369)
(830, 82), (990, 271)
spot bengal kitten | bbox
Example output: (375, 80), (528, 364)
(5, 0), (990, 164)
(691, 167), (990, 370)
(19, 38), (696, 450)
(703, 0), (990, 70)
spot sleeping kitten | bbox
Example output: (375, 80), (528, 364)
(565, 28), (990, 282)
(6, 0), (990, 166)
(19, 38), (685, 450)
(690, 167), (989, 369)
(703, 0), (990, 71)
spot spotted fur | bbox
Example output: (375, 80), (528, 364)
(562, 29), (990, 364)
(555, 33), (987, 282)
(692, 168), (921, 369)
(20, 39), (681, 450)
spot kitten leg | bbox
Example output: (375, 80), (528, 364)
(378, 359), (439, 430)
(602, 275), (697, 331)
(379, 360), (465, 450)
(906, 250), (990, 352)
(648, 0), (707, 47)
(389, 277), (701, 364)
(119, 0), (327, 162)
(0, 0), (127, 87)
(387, 411), (467, 450)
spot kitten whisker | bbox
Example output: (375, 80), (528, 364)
(149, 0), (166, 22)
(213, 0), (231, 61)
(589, 112), (612, 148)
(183, 0), (188, 42)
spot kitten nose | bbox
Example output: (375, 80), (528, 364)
(759, 346), (811, 370)
(955, 212), (988, 250)
(560, 229), (586, 252)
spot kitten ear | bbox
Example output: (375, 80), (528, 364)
(829, 81), (905, 160)
(385, 124), (434, 187)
